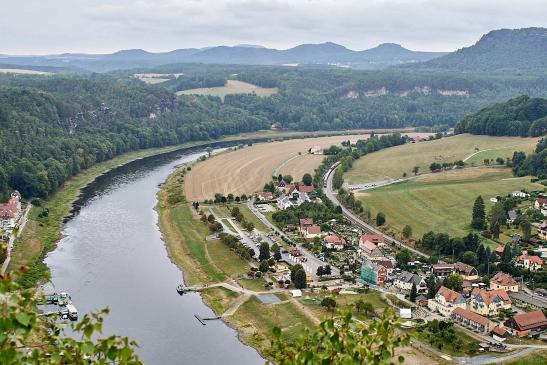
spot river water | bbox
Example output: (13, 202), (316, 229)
(45, 147), (263, 365)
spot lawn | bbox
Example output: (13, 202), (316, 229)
(345, 134), (539, 184)
(357, 168), (544, 239)
(239, 204), (270, 232)
(201, 287), (240, 314)
(238, 277), (268, 291)
(410, 326), (479, 356)
(500, 350), (547, 364)
(176, 80), (278, 101)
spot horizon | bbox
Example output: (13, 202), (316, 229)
(1, 1), (546, 55)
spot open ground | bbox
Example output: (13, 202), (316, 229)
(356, 167), (544, 239)
(344, 134), (539, 184)
(185, 132), (432, 201)
(134, 73), (183, 84)
(176, 80), (278, 100)
(0, 68), (52, 75)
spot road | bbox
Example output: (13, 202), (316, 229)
(1, 203), (32, 274)
(323, 165), (429, 259)
(247, 199), (340, 279)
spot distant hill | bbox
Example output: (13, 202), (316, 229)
(455, 95), (547, 136)
(410, 27), (547, 72)
(0, 42), (446, 72)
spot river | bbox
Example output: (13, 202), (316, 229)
(45, 147), (263, 365)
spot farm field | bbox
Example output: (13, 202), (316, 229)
(0, 68), (52, 75)
(356, 167), (544, 239)
(134, 73), (183, 84)
(185, 132), (431, 201)
(176, 80), (278, 100)
(345, 134), (539, 184)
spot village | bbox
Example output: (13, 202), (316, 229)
(0, 190), (27, 273)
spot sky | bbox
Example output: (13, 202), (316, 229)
(1, 0), (546, 55)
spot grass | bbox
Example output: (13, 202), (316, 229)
(201, 287), (240, 314)
(239, 204), (270, 232)
(500, 350), (547, 364)
(410, 326), (479, 356)
(176, 80), (278, 101)
(357, 168), (544, 239)
(238, 277), (268, 291)
(345, 134), (539, 184)
(0, 68), (52, 75)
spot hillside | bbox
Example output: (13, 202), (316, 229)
(455, 95), (547, 136)
(0, 42), (446, 72)
(411, 27), (547, 72)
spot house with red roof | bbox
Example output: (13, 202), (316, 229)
(534, 196), (547, 210)
(452, 307), (492, 335)
(299, 218), (314, 233)
(505, 310), (547, 336)
(0, 191), (21, 229)
(359, 234), (385, 247)
(359, 239), (382, 258)
(256, 191), (273, 201)
(428, 286), (467, 317)
(516, 254), (544, 271)
(490, 272), (519, 292)
(303, 225), (321, 241)
(469, 288), (512, 317)
(323, 233), (347, 250)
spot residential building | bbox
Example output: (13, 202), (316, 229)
(359, 240), (382, 258)
(0, 191), (21, 229)
(507, 210), (517, 224)
(323, 233), (347, 250)
(534, 196), (547, 210)
(451, 307), (492, 335)
(431, 262), (478, 281)
(372, 259), (395, 274)
(277, 180), (286, 189)
(490, 272), (519, 292)
(309, 145), (322, 155)
(539, 223), (547, 240)
(505, 310), (547, 336)
(512, 191), (529, 198)
(394, 271), (427, 293)
(516, 254), (544, 271)
(296, 191), (310, 205)
(415, 294), (428, 306)
(495, 245), (505, 258)
(428, 286), (467, 317)
(359, 234), (385, 247)
(257, 191), (273, 201)
(304, 225), (321, 241)
(296, 183), (314, 194)
(299, 218), (314, 233)
(277, 195), (292, 210)
(360, 260), (387, 286)
(468, 288), (512, 317)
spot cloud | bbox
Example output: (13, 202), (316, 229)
(0, 0), (546, 54)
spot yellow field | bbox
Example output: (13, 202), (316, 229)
(176, 80), (278, 100)
(277, 154), (325, 178)
(345, 134), (539, 184)
(134, 73), (182, 84)
(0, 68), (52, 75)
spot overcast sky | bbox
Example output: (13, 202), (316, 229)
(1, 0), (546, 55)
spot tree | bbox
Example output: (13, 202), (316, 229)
(316, 266), (324, 277)
(402, 225), (412, 239)
(471, 196), (486, 230)
(290, 264), (305, 282)
(0, 272), (142, 364)
(355, 299), (366, 313)
(520, 218), (532, 241)
(412, 166), (420, 175)
(259, 260), (270, 272)
(461, 251), (478, 266)
(321, 297), (337, 311)
(278, 174), (283, 182)
(376, 212), (386, 226)
(426, 274), (437, 299)
(282, 175), (293, 183)
(293, 268), (307, 289)
(443, 273), (463, 292)
(410, 283), (417, 302)
(429, 162), (442, 172)
(259, 242), (270, 261)
(273, 251), (282, 261)
(302, 173), (313, 186)
(271, 242), (280, 254)
(490, 201), (506, 239)
(270, 309), (408, 365)
(395, 249), (411, 269)
(323, 265), (332, 275)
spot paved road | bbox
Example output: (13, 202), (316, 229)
(247, 199), (339, 279)
(323, 165), (429, 259)
(1, 203), (32, 274)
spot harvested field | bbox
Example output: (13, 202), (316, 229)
(176, 80), (278, 100)
(345, 134), (539, 184)
(0, 68), (52, 75)
(276, 154), (324, 178)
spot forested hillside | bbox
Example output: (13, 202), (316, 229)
(454, 95), (547, 136)
(0, 75), (269, 199)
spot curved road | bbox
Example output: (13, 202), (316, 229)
(324, 164), (429, 259)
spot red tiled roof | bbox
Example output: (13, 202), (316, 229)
(360, 240), (377, 252)
(511, 310), (547, 330)
(373, 259), (394, 269)
(361, 234), (384, 244)
(536, 197), (547, 206)
(453, 307), (490, 326)
(305, 225), (321, 235)
(518, 254), (544, 265)
(495, 245), (505, 254)
(471, 289), (511, 306)
(490, 272), (518, 287)
(0, 196), (19, 219)
(299, 218), (313, 227)
(454, 262), (477, 275)
(324, 234), (346, 245)
(297, 184), (314, 193)
(492, 326), (508, 337)
(436, 286), (463, 304)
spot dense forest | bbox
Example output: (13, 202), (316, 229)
(0, 74), (269, 200)
(454, 95), (547, 136)
(512, 138), (547, 179)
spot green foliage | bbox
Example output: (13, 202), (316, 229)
(410, 283), (417, 302)
(443, 273), (464, 292)
(0, 271), (142, 364)
(402, 225), (412, 239)
(512, 138), (547, 179)
(258, 242), (270, 261)
(302, 173), (313, 186)
(269, 309), (408, 365)
(489, 201), (507, 239)
(471, 196), (486, 230)
(320, 297), (337, 311)
(376, 212), (386, 226)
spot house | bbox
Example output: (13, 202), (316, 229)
(277, 180), (286, 189)
(507, 210), (517, 224)
(299, 218), (314, 233)
(416, 294), (428, 306)
(309, 145), (322, 155)
(0, 191), (21, 229)
(534, 196), (547, 210)
(491, 326), (510, 341)
(490, 272), (519, 292)
(360, 234), (385, 247)
(359, 240), (383, 258)
(291, 289), (303, 298)
(323, 233), (347, 250)
(431, 262), (479, 280)
(428, 286), (467, 317)
(505, 310), (547, 336)
(277, 195), (293, 210)
(372, 259), (395, 274)
(451, 307), (492, 335)
(304, 225), (321, 241)
(296, 191), (310, 205)
(394, 271), (427, 293)
(257, 191), (273, 201)
(468, 288), (512, 317)
(516, 254), (544, 271)
(495, 245), (506, 258)
(296, 183), (314, 194)
(360, 260), (388, 286)
(512, 191), (529, 198)
(539, 224), (547, 240)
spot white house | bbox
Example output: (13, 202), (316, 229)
(277, 195), (293, 210)
(394, 271), (427, 293)
(516, 254), (544, 271)
(428, 286), (467, 317)
(512, 191), (529, 198)
(0, 191), (21, 229)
